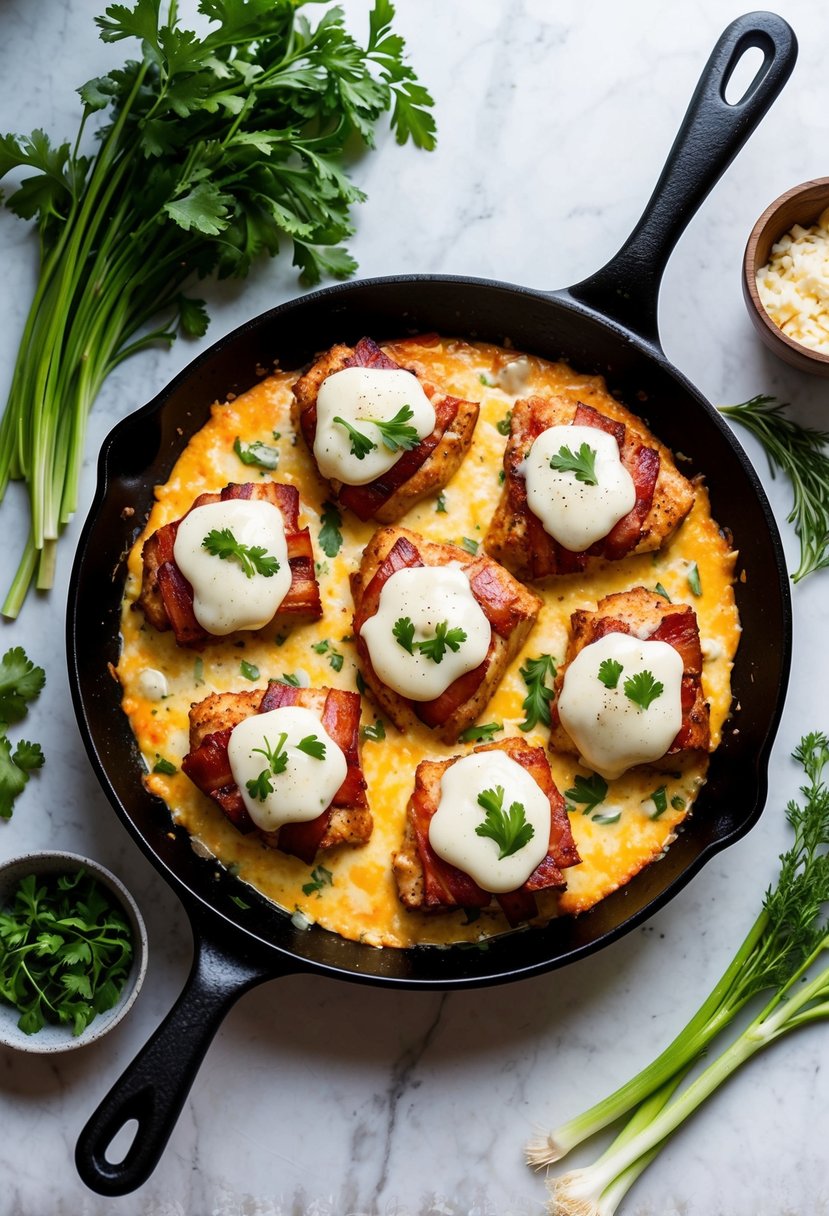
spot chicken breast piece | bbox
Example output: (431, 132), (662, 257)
(351, 525), (541, 744)
(485, 395), (695, 580)
(292, 336), (479, 523)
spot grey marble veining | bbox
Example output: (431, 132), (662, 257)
(1, 1), (829, 1213)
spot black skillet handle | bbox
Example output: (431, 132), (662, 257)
(567, 11), (797, 346)
(75, 917), (289, 1197)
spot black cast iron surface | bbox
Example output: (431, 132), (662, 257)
(69, 11), (795, 1196)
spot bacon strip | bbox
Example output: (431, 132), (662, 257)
(180, 683), (367, 861)
(145, 482), (321, 648)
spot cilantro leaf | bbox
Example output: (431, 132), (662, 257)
(0, 646), (46, 723)
(549, 442), (599, 485)
(252, 732), (289, 779)
(297, 734), (326, 761)
(564, 772), (609, 814)
(475, 786), (535, 859)
(416, 621), (467, 663)
(202, 528), (280, 578)
(333, 415), (376, 460)
(624, 670), (665, 710)
(318, 501), (343, 557)
(393, 617), (466, 663)
(245, 769), (273, 801)
(360, 404), (419, 452)
(393, 616), (416, 655)
(518, 654), (557, 731)
(598, 658), (623, 690)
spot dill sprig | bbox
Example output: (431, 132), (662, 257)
(720, 394), (829, 582)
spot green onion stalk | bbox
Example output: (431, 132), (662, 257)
(0, 0), (436, 618)
(527, 732), (829, 1215)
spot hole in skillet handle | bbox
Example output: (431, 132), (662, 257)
(566, 11), (797, 347)
(74, 920), (282, 1196)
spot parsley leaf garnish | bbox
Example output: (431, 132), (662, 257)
(392, 617), (467, 663)
(334, 415), (376, 460)
(312, 639), (344, 672)
(687, 561), (702, 597)
(518, 654), (557, 731)
(475, 786), (535, 859)
(240, 659), (260, 681)
(623, 670), (665, 710)
(233, 436), (279, 471)
(202, 528), (279, 579)
(362, 404), (420, 452)
(318, 502), (343, 558)
(564, 772), (609, 814)
(152, 756), (177, 775)
(549, 442), (599, 485)
(297, 734), (326, 761)
(435, 491), (447, 514)
(457, 722), (504, 744)
(496, 410), (512, 436)
(598, 658), (623, 689)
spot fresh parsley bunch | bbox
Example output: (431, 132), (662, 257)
(0, 0), (436, 618)
(0, 870), (134, 1036)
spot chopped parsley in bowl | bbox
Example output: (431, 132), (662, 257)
(0, 850), (147, 1053)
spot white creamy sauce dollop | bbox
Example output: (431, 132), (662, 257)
(173, 498), (291, 635)
(314, 366), (436, 486)
(137, 667), (168, 700)
(523, 424), (636, 551)
(228, 706), (347, 832)
(429, 751), (551, 893)
(359, 564), (491, 702)
(557, 632), (684, 780)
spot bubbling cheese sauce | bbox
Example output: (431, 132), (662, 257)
(174, 498), (291, 634)
(557, 633), (684, 780)
(314, 366), (436, 485)
(524, 424), (636, 550)
(430, 750), (551, 893)
(117, 336), (741, 948)
(228, 706), (347, 831)
(359, 564), (491, 701)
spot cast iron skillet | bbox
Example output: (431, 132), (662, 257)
(70, 12), (795, 1196)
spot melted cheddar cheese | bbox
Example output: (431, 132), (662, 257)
(117, 338), (740, 947)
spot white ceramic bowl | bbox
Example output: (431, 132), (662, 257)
(0, 850), (148, 1053)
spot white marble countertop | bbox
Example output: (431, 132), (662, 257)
(1, 1), (828, 1213)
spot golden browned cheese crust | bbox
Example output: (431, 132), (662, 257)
(351, 525), (542, 743)
(484, 394), (696, 580)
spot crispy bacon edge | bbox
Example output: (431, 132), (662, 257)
(505, 401), (661, 578)
(352, 533), (530, 730)
(180, 682), (369, 864)
(551, 600), (709, 755)
(295, 336), (466, 521)
(404, 740), (581, 927)
(138, 482), (321, 648)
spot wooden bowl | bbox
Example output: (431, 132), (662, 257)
(743, 177), (829, 376)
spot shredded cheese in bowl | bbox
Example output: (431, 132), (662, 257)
(756, 207), (829, 353)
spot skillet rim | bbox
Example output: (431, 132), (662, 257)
(67, 270), (793, 988)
